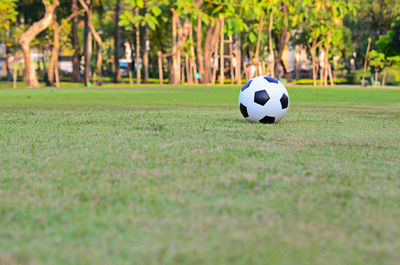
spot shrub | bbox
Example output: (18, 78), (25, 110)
(346, 69), (370, 84)
(380, 67), (400, 85)
(295, 78), (348, 85)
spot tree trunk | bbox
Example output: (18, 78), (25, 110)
(129, 42), (134, 85)
(203, 20), (220, 84)
(177, 20), (183, 85)
(294, 46), (299, 80)
(143, 24), (149, 83)
(79, 0), (103, 85)
(211, 40), (218, 85)
(19, 63), (23, 77)
(71, 0), (80, 82)
(229, 35), (234, 84)
(382, 69), (386, 87)
(114, 0), (121, 83)
(189, 24), (198, 84)
(375, 70), (378, 87)
(274, 31), (290, 78)
(189, 54), (193, 83)
(235, 33), (241, 85)
(311, 47), (317, 87)
(308, 40), (318, 87)
(324, 30), (333, 87)
(19, 0), (59, 88)
(185, 53), (190, 83)
(5, 47), (11, 77)
(328, 62), (334, 87)
(181, 65), (185, 83)
(55, 52), (60, 87)
(48, 17), (60, 86)
(262, 61), (266, 75)
(13, 62), (18, 89)
(274, 5), (290, 78)
(254, 13), (264, 75)
(136, 7), (141, 85)
(323, 48), (328, 87)
(361, 38), (371, 87)
(158, 51), (163, 84)
(220, 16), (224, 85)
(203, 24), (214, 84)
(320, 52), (324, 86)
(268, 12), (274, 77)
(171, 9), (179, 84)
(196, 15), (204, 83)
(325, 35), (329, 86)
(83, 12), (90, 86)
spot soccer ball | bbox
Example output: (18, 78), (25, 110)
(238, 76), (289, 124)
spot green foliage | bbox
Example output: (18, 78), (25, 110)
(368, 50), (387, 73)
(120, 0), (167, 30)
(0, 0), (17, 34)
(301, 0), (353, 43)
(295, 77), (348, 85)
(387, 56), (400, 67)
(376, 19), (400, 57)
(367, 38), (400, 82)
(380, 66), (400, 84)
(346, 69), (370, 84)
(4, 0), (400, 84)
(344, 0), (400, 64)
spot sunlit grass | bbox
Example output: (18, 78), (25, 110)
(0, 85), (399, 265)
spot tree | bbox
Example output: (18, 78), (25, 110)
(344, 0), (400, 67)
(48, 7), (85, 87)
(248, 0), (279, 77)
(0, 0), (18, 76)
(174, 0), (217, 84)
(47, 14), (60, 87)
(19, 0), (59, 88)
(368, 49), (385, 86)
(114, 0), (121, 83)
(0, 0), (17, 33)
(380, 56), (400, 87)
(361, 37), (371, 87)
(308, 0), (352, 87)
(375, 19), (400, 87)
(83, 11), (90, 86)
(273, 2), (290, 78)
(71, 0), (81, 82)
(299, 0), (326, 86)
(193, 0), (237, 84)
(219, 0), (248, 83)
(120, 0), (163, 84)
(79, 0), (103, 86)
(377, 19), (400, 57)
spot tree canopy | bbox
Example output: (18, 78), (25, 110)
(2, 0), (400, 87)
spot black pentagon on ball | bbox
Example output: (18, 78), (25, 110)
(239, 103), (249, 118)
(280, 93), (289, 109)
(241, 80), (253, 91)
(259, 115), (275, 124)
(264, 76), (278, 83)
(254, 90), (270, 106)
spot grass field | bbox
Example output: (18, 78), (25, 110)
(1, 84), (400, 265)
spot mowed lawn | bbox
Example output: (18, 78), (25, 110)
(0, 84), (400, 265)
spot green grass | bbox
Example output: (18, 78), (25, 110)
(0, 84), (400, 265)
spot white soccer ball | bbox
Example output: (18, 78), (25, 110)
(238, 76), (289, 124)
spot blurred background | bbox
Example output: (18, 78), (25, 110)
(0, 0), (399, 88)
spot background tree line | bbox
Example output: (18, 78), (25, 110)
(1, 0), (399, 88)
